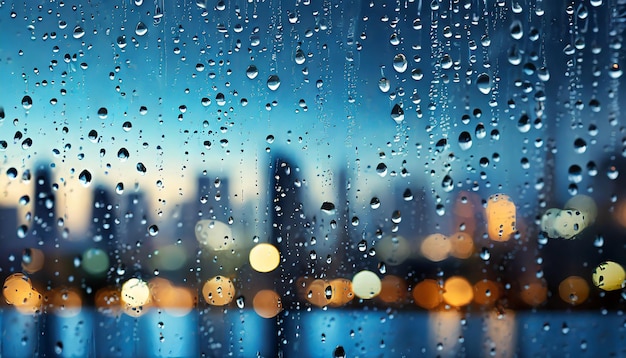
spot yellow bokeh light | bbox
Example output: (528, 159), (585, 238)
(420, 233), (451, 262)
(351, 270), (382, 299)
(412, 279), (443, 310)
(249, 243), (280, 273)
(3, 273), (33, 305)
(473, 279), (501, 306)
(592, 261), (626, 291)
(485, 193), (516, 242)
(564, 194), (597, 227)
(449, 232), (474, 259)
(378, 275), (407, 304)
(121, 278), (151, 308)
(253, 289), (282, 319)
(558, 276), (589, 305)
(202, 276), (236, 306)
(442, 276), (473, 307)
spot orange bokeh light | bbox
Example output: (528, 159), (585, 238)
(473, 279), (501, 306)
(449, 232), (474, 259)
(412, 279), (443, 310)
(442, 276), (473, 307)
(45, 287), (82, 317)
(485, 194), (516, 242)
(328, 278), (355, 307)
(253, 289), (282, 319)
(378, 275), (408, 304)
(95, 287), (121, 317)
(519, 280), (548, 307)
(558, 276), (589, 306)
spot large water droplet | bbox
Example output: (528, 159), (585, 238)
(376, 163), (388, 177)
(378, 78), (390, 93)
(476, 73), (491, 95)
(391, 104), (404, 124)
(393, 54), (408, 73)
(135, 22), (148, 36)
(458, 131), (472, 150)
(510, 19), (523, 40)
(79, 170), (92, 187)
(267, 75), (281, 90)
(148, 225), (159, 237)
(73, 26), (85, 39)
(21, 96), (33, 110)
(321, 202), (336, 215)
(295, 49), (306, 65)
(246, 65), (258, 79)
(442, 175), (454, 192)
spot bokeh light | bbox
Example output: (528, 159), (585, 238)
(121, 278), (151, 308)
(304, 279), (331, 307)
(519, 280), (548, 307)
(473, 279), (501, 306)
(449, 232), (475, 259)
(351, 270), (382, 299)
(249, 243), (281, 273)
(592, 261), (625, 291)
(412, 279), (443, 310)
(195, 219), (235, 251)
(81, 248), (109, 276)
(151, 244), (188, 272)
(378, 275), (407, 304)
(564, 194), (597, 228)
(46, 287), (82, 317)
(558, 276), (589, 305)
(485, 193), (516, 242)
(253, 289), (282, 319)
(153, 282), (195, 317)
(420, 233), (451, 262)
(202, 276), (236, 306)
(327, 278), (354, 307)
(94, 287), (121, 317)
(3, 273), (43, 315)
(442, 276), (474, 307)
(376, 235), (411, 266)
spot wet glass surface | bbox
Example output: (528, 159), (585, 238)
(1, 0), (626, 356)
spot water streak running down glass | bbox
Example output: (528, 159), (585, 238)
(0, 0), (626, 356)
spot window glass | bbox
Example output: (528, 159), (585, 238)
(1, 0), (625, 356)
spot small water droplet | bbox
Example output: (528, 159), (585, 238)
(480, 247), (491, 261)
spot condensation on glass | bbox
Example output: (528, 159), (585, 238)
(0, 0), (626, 356)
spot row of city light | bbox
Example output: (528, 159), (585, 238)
(4, 258), (625, 318)
(4, 192), (624, 318)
